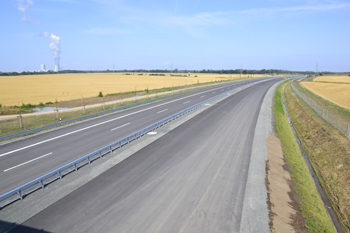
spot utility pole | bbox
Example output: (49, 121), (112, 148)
(81, 94), (86, 114)
(240, 64), (242, 77)
(17, 111), (23, 128)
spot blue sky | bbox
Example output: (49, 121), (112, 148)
(0, 0), (349, 72)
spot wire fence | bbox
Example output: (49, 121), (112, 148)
(291, 82), (350, 140)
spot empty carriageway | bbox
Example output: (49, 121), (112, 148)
(0, 78), (267, 197)
(9, 79), (280, 233)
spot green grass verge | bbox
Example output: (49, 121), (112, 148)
(274, 81), (336, 233)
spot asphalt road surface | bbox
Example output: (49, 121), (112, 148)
(0, 79), (266, 196)
(10, 79), (279, 233)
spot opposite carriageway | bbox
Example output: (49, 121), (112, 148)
(0, 78), (275, 205)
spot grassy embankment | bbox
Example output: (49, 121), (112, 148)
(284, 81), (350, 231)
(274, 81), (335, 232)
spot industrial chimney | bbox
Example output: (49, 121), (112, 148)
(55, 63), (60, 72)
(40, 64), (46, 72)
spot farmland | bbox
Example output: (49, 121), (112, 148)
(0, 73), (268, 106)
(301, 81), (350, 109)
(314, 75), (350, 83)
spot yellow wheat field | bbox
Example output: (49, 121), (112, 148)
(301, 82), (350, 109)
(314, 75), (350, 83)
(0, 73), (268, 106)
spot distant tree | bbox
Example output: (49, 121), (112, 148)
(98, 91), (103, 97)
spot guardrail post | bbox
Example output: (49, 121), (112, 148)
(128, 137), (130, 144)
(18, 190), (23, 200)
(58, 171), (62, 179)
(99, 151), (102, 158)
(40, 179), (44, 189)
(119, 142), (122, 148)
(110, 146), (112, 153)
(74, 163), (77, 171)
(88, 156), (91, 164)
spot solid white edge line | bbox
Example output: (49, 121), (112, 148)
(0, 79), (266, 157)
(110, 123), (131, 131)
(157, 109), (168, 114)
(3, 152), (53, 172)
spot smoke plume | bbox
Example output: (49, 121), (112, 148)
(42, 32), (61, 65)
(17, 0), (37, 24)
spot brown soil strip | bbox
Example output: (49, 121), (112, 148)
(266, 134), (308, 233)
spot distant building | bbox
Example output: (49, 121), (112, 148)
(40, 64), (46, 72)
(55, 63), (60, 72)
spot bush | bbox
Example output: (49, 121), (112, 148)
(0, 104), (2, 108)
(98, 91), (103, 97)
(348, 74), (350, 77)
(45, 101), (53, 104)
(21, 103), (36, 110)
(38, 102), (45, 107)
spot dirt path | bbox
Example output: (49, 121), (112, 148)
(266, 134), (307, 232)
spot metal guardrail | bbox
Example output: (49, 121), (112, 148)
(0, 79), (268, 208)
(291, 82), (350, 140)
(0, 80), (247, 142)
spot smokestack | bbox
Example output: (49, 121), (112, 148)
(40, 64), (46, 72)
(55, 63), (60, 72)
(42, 32), (61, 70)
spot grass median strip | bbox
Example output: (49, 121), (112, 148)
(274, 81), (335, 233)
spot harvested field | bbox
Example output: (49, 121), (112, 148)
(0, 73), (268, 106)
(301, 82), (350, 109)
(315, 75), (350, 83)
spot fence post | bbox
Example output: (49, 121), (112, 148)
(322, 108), (324, 119)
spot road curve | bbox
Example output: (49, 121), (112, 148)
(10, 79), (279, 233)
(0, 79), (265, 196)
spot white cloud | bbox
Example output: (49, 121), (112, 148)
(242, 3), (350, 16)
(17, 0), (38, 24)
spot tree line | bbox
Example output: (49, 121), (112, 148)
(0, 69), (338, 76)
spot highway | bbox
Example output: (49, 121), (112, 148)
(9, 79), (280, 232)
(0, 79), (269, 197)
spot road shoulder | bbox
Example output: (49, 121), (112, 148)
(239, 80), (282, 233)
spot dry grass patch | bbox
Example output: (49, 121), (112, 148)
(301, 82), (350, 109)
(315, 75), (350, 83)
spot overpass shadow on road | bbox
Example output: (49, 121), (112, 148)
(0, 220), (51, 233)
